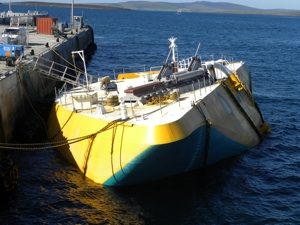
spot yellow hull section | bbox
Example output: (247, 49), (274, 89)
(48, 104), (194, 185)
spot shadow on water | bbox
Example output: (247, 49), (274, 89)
(0, 151), (146, 224)
(113, 156), (243, 225)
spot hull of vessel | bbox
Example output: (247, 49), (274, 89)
(48, 77), (263, 187)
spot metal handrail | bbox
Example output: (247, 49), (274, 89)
(32, 56), (95, 88)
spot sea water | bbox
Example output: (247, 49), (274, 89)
(0, 5), (300, 224)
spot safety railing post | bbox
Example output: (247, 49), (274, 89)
(33, 57), (39, 71)
(159, 95), (162, 116)
(48, 61), (55, 75)
(130, 97), (135, 118)
(61, 66), (68, 80)
(192, 81), (196, 101)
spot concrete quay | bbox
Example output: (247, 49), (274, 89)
(0, 24), (95, 142)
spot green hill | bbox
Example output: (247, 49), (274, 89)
(113, 1), (300, 15)
(10, 1), (300, 16)
(112, 1), (258, 12)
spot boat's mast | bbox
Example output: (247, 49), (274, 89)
(9, 0), (12, 12)
(168, 37), (178, 72)
(71, 0), (74, 29)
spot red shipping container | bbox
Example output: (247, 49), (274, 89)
(36, 17), (57, 35)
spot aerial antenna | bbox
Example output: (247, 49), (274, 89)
(168, 37), (177, 63)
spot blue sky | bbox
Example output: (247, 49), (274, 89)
(9, 0), (300, 10)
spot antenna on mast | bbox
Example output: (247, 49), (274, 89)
(168, 37), (177, 63)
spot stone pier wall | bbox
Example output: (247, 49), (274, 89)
(0, 27), (95, 142)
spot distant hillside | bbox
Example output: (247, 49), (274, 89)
(12, 1), (130, 11)
(184, 1), (258, 11)
(111, 1), (258, 12)
(110, 1), (300, 16)
(8, 1), (300, 17)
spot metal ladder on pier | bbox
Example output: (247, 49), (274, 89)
(32, 56), (88, 88)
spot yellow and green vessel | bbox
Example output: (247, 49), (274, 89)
(47, 38), (267, 186)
